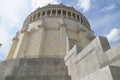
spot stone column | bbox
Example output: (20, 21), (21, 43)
(40, 11), (42, 17)
(61, 9), (63, 17)
(45, 10), (47, 17)
(71, 12), (73, 18)
(59, 20), (67, 57)
(7, 37), (19, 60)
(79, 16), (81, 23)
(56, 9), (58, 16)
(66, 37), (70, 53)
(66, 10), (68, 17)
(50, 9), (52, 16)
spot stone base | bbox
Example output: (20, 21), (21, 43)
(0, 58), (71, 80)
(1, 58), (120, 80)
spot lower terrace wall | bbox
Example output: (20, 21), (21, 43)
(64, 36), (119, 80)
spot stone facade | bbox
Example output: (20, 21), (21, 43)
(1, 4), (120, 80)
(7, 4), (94, 59)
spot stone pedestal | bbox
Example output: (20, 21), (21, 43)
(0, 58), (71, 80)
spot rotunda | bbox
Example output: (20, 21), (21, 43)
(7, 4), (95, 59)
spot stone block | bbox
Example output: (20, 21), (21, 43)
(0, 58), (71, 80)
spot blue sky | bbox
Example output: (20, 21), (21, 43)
(0, 0), (120, 60)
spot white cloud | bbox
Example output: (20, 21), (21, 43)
(31, 0), (61, 11)
(0, 0), (31, 60)
(77, 0), (91, 12)
(106, 28), (120, 42)
(90, 11), (120, 30)
(100, 4), (116, 12)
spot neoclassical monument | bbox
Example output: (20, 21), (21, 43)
(0, 4), (120, 80)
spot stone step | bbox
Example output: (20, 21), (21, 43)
(5, 75), (71, 80)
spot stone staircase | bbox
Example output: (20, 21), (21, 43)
(0, 58), (71, 80)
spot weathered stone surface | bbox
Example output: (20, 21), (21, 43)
(65, 36), (120, 80)
(110, 66), (120, 80)
(6, 75), (71, 80)
(0, 58), (71, 80)
(80, 66), (120, 80)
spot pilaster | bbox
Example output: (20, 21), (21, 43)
(38, 25), (45, 57)
(16, 30), (30, 58)
(7, 37), (19, 60)
(59, 23), (67, 57)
